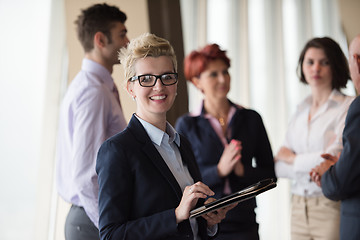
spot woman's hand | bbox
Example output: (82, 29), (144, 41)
(175, 182), (214, 223)
(274, 146), (296, 164)
(217, 140), (242, 177)
(234, 161), (244, 176)
(201, 198), (237, 227)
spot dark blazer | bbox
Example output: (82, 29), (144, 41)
(321, 96), (360, 240)
(96, 115), (213, 240)
(176, 101), (276, 234)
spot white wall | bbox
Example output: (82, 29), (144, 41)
(0, 0), (62, 239)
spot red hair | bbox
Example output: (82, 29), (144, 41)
(184, 44), (230, 82)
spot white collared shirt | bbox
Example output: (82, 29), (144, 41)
(135, 115), (205, 239)
(276, 89), (354, 196)
(56, 58), (127, 227)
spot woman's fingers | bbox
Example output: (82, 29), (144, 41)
(176, 182), (215, 223)
(187, 182), (215, 197)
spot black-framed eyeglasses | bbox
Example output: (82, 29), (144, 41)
(130, 73), (178, 87)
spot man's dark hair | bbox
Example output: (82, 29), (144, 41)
(75, 3), (127, 52)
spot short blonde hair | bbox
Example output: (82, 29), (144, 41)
(118, 33), (177, 85)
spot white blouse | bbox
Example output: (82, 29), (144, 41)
(276, 89), (354, 197)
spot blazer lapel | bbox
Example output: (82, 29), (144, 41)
(127, 115), (183, 200)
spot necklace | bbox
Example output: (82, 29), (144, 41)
(218, 117), (226, 126)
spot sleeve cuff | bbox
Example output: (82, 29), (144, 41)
(207, 224), (218, 236)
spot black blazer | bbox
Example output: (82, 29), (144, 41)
(96, 115), (213, 240)
(176, 101), (276, 233)
(322, 96), (360, 240)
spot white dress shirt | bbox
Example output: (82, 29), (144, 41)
(135, 115), (220, 240)
(276, 89), (354, 197)
(56, 58), (127, 227)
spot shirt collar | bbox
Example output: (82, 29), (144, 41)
(190, 99), (238, 119)
(82, 58), (115, 91)
(135, 115), (180, 147)
(328, 89), (346, 105)
(300, 89), (345, 111)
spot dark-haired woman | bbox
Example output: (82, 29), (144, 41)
(176, 44), (276, 240)
(275, 37), (354, 240)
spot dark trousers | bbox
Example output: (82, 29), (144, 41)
(65, 205), (99, 240)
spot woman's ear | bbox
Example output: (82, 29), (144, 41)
(192, 76), (201, 89)
(192, 76), (204, 93)
(126, 81), (135, 98)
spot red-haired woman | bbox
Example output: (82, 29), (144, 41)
(175, 44), (276, 240)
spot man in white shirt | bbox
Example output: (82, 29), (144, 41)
(55, 3), (129, 240)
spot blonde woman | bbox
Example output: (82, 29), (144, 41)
(96, 33), (233, 240)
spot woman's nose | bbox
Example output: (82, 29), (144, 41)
(152, 78), (165, 90)
(218, 73), (227, 83)
(313, 62), (321, 72)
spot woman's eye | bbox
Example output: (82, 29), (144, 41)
(140, 76), (153, 83)
(162, 74), (172, 80)
(210, 72), (218, 77)
(306, 60), (313, 65)
(321, 60), (330, 66)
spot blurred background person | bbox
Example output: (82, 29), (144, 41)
(275, 37), (354, 240)
(176, 43), (276, 240)
(55, 3), (129, 240)
(96, 33), (233, 240)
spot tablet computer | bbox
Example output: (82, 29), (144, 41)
(189, 178), (277, 218)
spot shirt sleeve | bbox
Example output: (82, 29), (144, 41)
(207, 224), (218, 236)
(274, 111), (298, 179)
(72, 85), (111, 227)
(292, 151), (323, 174)
(275, 161), (294, 179)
